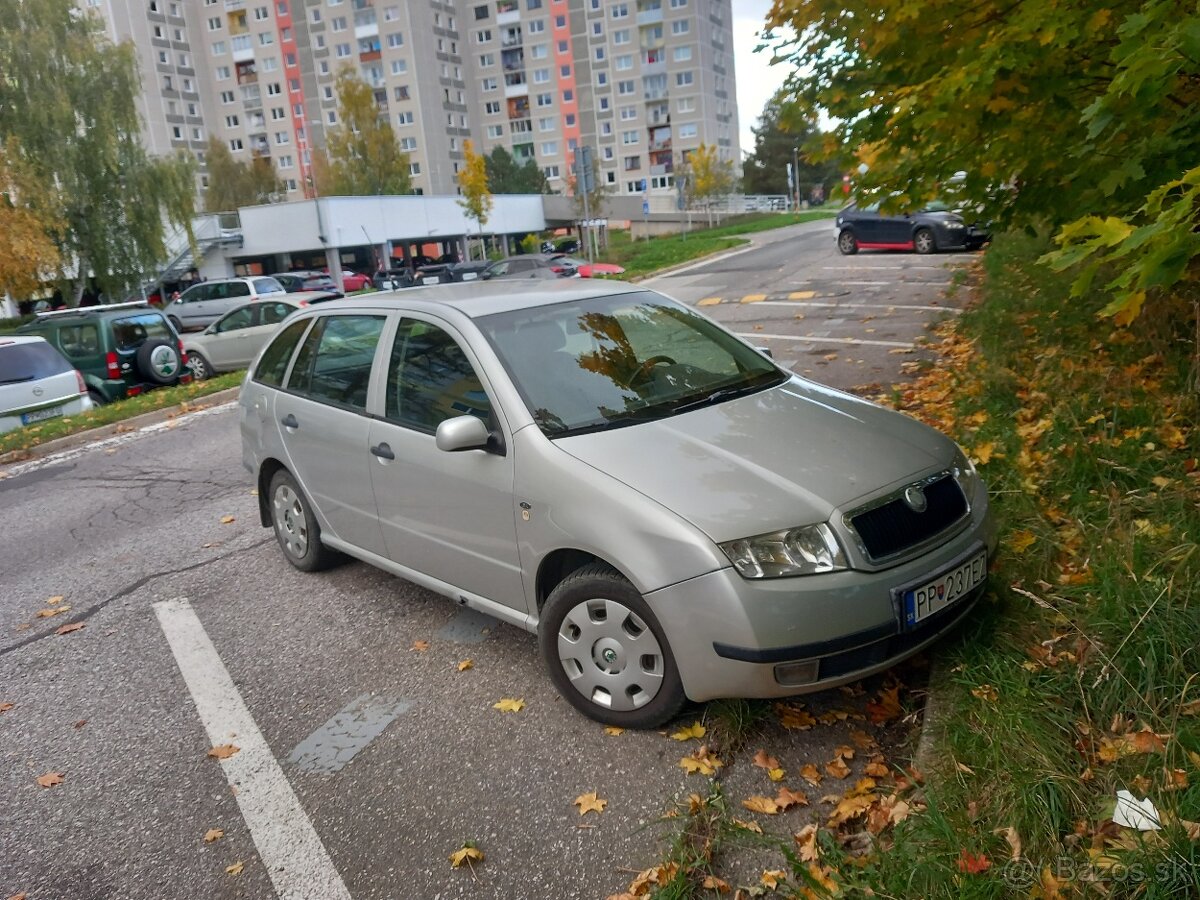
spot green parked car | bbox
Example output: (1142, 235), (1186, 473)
(17, 302), (192, 405)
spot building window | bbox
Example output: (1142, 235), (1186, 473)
(390, 59), (407, 75)
(536, 92), (552, 107)
(225, 115), (240, 127)
(671, 20), (689, 34)
(266, 82), (282, 95)
(678, 123), (698, 138)
(540, 141), (557, 155)
(275, 131), (290, 144)
(230, 138), (244, 151)
(617, 80), (634, 95)
(673, 46), (692, 62)
(485, 101), (501, 114)
(331, 15), (346, 30)
(397, 111), (414, 124)
(172, 126), (183, 140)
(384, 5), (399, 21)
(475, 29), (492, 42)
(335, 43), (351, 57)
(610, 3), (627, 17)
(278, 154), (294, 168)
(675, 71), (693, 86)
(486, 124), (503, 138)
(480, 52), (494, 66)
(598, 96), (609, 110)
(220, 90), (235, 103)
(530, 44), (547, 59)
(622, 130), (638, 144)
(612, 29), (629, 44)
(543, 165), (558, 178)
(262, 57), (279, 71)
(211, 42), (226, 55)
(482, 77), (497, 90)
(527, 18), (545, 32)
(271, 106), (286, 119)
(538, 116), (554, 131)
(596, 72), (607, 86)
(207, 17), (221, 30)
(624, 155), (640, 170)
(400, 136), (417, 150)
(474, 4), (488, 19)
(215, 66), (231, 80)
(533, 68), (550, 84)
(677, 96), (695, 113)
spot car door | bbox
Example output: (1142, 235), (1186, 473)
(273, 312), (390, 558)
(176, 283), (213, 329)
(208, 281), (252, 323)
(202, 305), (257, 370)
(847, 203), (886, 245)
(366, 315), (527, 614)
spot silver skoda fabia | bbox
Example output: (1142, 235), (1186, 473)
(240, 281), (995, 727)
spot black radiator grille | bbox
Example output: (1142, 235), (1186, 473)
(850, 476), (967, 560)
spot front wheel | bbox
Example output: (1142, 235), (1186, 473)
(268, 469), (339, 572)
(539, 563), (687, 728)
(914, 227), (936, 254)
(187, 350), (212, 380)
(837, 229), (859, 255)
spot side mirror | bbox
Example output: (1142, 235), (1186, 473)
(756, 346), (773, 359)
(436, 415), (493, 453)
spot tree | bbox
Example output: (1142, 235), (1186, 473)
(0, 0), (197, 301)
(765, 0), (1200, 323)
(742, 90), (843, 202)
(485, 146), (550, 194)
(203, 137), (283, 212)
(685, 144), (736, 226)
(456, 140), (492, 260)
(315, 68), (412, 196)
(0, 138), (62, 301)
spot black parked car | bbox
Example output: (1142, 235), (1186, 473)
(274, 271), (340, 295)
(835, 201), (990, 255)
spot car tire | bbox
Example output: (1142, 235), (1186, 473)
(187, 350), (212, 380)
(87, 389), (106, 407)
(135, 339), (183, 385)
(539, 562), (687, 728)
(268, 469), (339, 572)
(914, 227), (936, 254)
(168, 315), (183, 333)
(837, 229), (859, 255)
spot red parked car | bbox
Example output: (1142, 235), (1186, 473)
(325, 270), (372, 292)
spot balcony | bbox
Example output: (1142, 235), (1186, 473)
(510, 118), (532, 134)
(636, 8), (662, 25)
(512, 142), (534, 162)
(236, 61), (258, 84)
(225, 0), (245, 8)
(504, 81), (529, 98)
(501, 28), (522, 48)
(232, 35), (254, 62)
(355, 21), (379, 39)
(497, 9), (520, 26)
(504, 71), (526, 87)
(228, 13), (249, 35)
(507, 96), (530, 118)
(643, 87), (668, 101)
(360, 49), (381, 62)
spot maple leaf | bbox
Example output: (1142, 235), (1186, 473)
(411, 640), (430, 652)
(800, 763), (823, 785)
(742, 795), (780, 815)
(752, 749), (780, 770)
(760, 869), (787, 890)
(204, 828), (224, 843)
(36, 772), (64, 788)
(828, 792), (876, 828)
(670, 721), (706, 741)
(1164, 768), (1189, 791)
(456, 659), (473, 671)
(207, 744), (240, 760)
(225, 861), (245, 876)
(795, 824), (820, 862)
(679, 745), (723, 776)
(866, 685), (902, 723)
(732, 818), (763, 833)
(220, 515), (235, 525)
(971, 684), (999, 703)
(850, 729), (877, 751)
(767, 767), (785, 782)
(972, 442), (995, 464)
(493, 698), (525, 713)
(833, 745), (855, 761)
(604, 726), (625, 736)
(55, 622), (84, 636)
(701, 874), (730, 893)
(825, 757), (851, 779)
(956, 850), (991, 874)
(775, 786), (809, 810)
(864, 760), (890, 778)
(0, 702), (13, 714)
(774, 703), (815, 730)
(35, 607), (68, 618)
(46, 596), (65, 605)
(1009, 530), (1037, 553)
(449, 841), (484, 868)
(574, 791), (607, 815)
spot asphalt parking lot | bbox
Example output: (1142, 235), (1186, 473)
(1, 221), (984, 899)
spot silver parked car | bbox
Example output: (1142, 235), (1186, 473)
(239, 283), (995, 727)
(163, 276), (287, 333)
(0, 336), (93, 434)
(183, 296), (334, 379)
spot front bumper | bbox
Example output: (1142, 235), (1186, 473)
(645, 488), (997, 702)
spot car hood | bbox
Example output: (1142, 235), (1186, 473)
(555, 378), (955, 543)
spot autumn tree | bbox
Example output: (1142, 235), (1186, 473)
(765, 0), (1200, 323)
(203, 137), (283, 212)
(456, 140), (492, 260)
(0, 0), (197, 302)
(0, 139), (62, 302)
(743, 90), (843, 201)
(685, 144), (736, 226)
(315, 68), (411, 196)
(485, 146), (550, 194)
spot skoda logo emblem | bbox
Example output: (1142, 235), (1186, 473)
(151, 344), (179, 377)
(32, 386), (44, 397)
(903, 485), (928, 513)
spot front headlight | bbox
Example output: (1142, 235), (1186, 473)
(719, 522), (848, 579)
(952, 446), (983, 501)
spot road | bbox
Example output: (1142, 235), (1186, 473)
(0, 220), (980, 900)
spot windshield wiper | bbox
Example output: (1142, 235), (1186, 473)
(0, 375), (35, 384)
(668, 375), (784, 415)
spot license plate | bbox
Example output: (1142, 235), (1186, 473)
(902, 550), (986, 626)
(423, 276), (441, 284)
(461, 272), (477, 281)
(21, 405), (63, 425)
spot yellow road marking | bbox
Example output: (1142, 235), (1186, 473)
(788, 290), (817, 300)
(740, 293), (767, 303)
(697, 297), (722, 306)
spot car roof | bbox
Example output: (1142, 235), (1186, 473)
(0, 335), (50, 347)
(321, 279), (647, 318)
(18, 303), (165, 327)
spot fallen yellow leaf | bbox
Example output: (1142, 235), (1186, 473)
(795, 824), (820, 862)
(971, 684), (999, 703)
(204, 828), (224, 843)
(36, 772), (64, 788)
(220, 515), (235, 525)
(775, 786), (809, 810)
(574, 791), (607, 815)
(752, 749), (781, 770)
(972, 442), (995, 465)
(46, 595), (65, 605)
(760, 869), (787, 890)
(604, 725), (625, 736)
(55, 622), (84, 636)
(34, 607), (68, 618)
(826, 757), (851, 779)
(670, 721), (706, 741)
(1008, 530), (1036, 553)
(449, 843), (484, 868)
(0, 702), (13, 713)
(225, 861), (244, 876)
(701, 874), (730, 893)
(207, 744), (240, 760)
(742, 795), (780, 815)
(732, 818), (763, 834)
(679, 745), (723, 777)
(493, 698), (525, 713)
(456, 659), (473, 671)
(800, 763), (823, 785)
(412, 640), (430, 652)
(767, 767), (785, 782)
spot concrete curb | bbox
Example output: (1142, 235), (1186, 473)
(0, 386), (241, 466)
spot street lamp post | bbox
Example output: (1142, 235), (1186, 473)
(793, 146), (800, 210)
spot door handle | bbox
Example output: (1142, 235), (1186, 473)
(281, 413), (299, 429)
(370, 442), (395, 461)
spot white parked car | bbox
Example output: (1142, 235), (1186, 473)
(162, 276), (288, 333)
(0, 336), (93, 434)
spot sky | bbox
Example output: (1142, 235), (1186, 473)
(732, 0), (793, 159)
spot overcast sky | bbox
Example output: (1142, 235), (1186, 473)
(732, 0), (792, 158)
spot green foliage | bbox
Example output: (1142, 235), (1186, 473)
(742, 89), (843, 198)
(0, 138), (62, 299)
(315, 68), (412, 196)
(485, 146), (550, 194)
(0, 0), (197, 299)
(456, 140), (492, 260)
(519, 234), (540, 255)
(766, 0), (1200, 320)
(203, 137), (283, 212)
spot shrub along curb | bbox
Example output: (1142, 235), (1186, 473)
(0, 386), (241, 467)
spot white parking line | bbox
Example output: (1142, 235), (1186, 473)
(739, 332), (915, 349)
(155, 598), (352, 900)
(751, 300), (961, 314)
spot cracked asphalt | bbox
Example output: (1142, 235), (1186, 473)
(0, 221), (982, 899)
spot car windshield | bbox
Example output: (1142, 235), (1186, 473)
(477, 291), (786, 437)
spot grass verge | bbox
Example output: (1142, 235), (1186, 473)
(0, 371), (244, 459)
(599, 210), (836, 280)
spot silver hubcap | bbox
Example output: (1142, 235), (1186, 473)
(191, 356), (207, 378)
(916, 232), (933, 252)
(273, 484), (308, 558)
(839, 233), (854, 251)
(557, 598), (664, 711)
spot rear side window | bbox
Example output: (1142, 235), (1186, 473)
(260, 302), (296, 326)
(56, 324), (101, 358)
(0, 341), (73, 382)
(254, 278), (284, 295)
(287, 315), (385, 412)
(112, 314), (172, 351)
(254, 318), (311, 387)
(179, 284), (208, 303)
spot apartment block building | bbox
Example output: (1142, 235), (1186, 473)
(82, 0), (737, 201)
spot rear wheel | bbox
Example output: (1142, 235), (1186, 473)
(87, 389), (106, 407)
(168, 315), (183, 333)
(269, 469), (338, 572)
(914, 227), (936, 254)
(540, 563), (687, 728)
(837, 229), (859, 255)
(187, 351), (212, 380)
